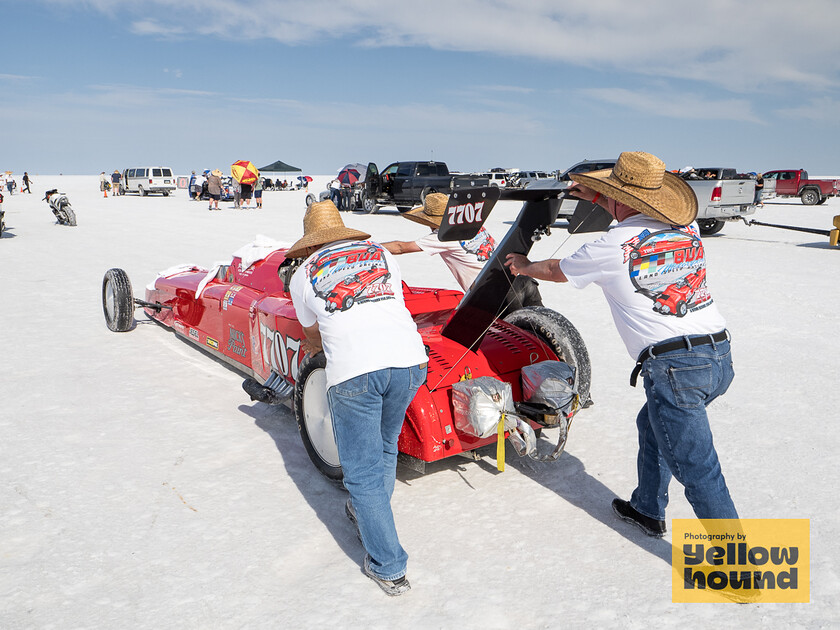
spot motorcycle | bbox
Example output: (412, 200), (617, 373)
(43, 189), (77, 226)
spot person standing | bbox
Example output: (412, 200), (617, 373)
(99, 172), (109, 198)
(22, 172), (33, 194)
(753, 173), (764, 207)
(232, 178), (241, 209)
(382, 192), (542, 310)
(286, 200), (428, 596)
(505, 151), (739, 536)
(253, 176), (263, 209)
(240, 179), (252, 209)
(207, 169), (223, 210)
(111, 170), (122, 196)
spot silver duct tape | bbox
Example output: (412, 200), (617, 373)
(451, 377), (514, 439)
(521, 360), (578, 415)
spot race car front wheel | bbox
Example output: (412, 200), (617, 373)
(294, 352), (343, 480)
(102, 268), (135, 332)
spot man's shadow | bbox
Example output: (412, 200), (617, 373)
(239, 402), (364, 564)
(464, 441), (674, 565)
(243, 401), (673, 566)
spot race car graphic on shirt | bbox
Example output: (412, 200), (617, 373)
(306, 241), (394, 312)
(460, 228), (496, 262)
(625, 227), (712, 317)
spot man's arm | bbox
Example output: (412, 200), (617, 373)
(505, 253), (568, 283)
(381, 240), (422, 255)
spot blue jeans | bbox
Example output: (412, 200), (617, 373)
(328, 364), (427, 580)
(631, 335), (738, 521)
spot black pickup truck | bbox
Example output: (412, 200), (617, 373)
(361, 161), (488, 214)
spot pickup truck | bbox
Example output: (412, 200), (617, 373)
(760, 169), (840, 205)
(528, 161), (755, 235)
(681, 168), (757, 235)
(362, 161), (488, 214)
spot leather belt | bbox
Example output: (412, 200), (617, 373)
(630, 330), (729, 387)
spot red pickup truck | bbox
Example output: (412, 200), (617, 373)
(761, 169), (840, 205)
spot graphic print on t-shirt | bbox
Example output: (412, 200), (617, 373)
(460, 228), (496, 262)
(624, 226), (712, 318)
(306, 241), (394, 312)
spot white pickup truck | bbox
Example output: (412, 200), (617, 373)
(681, 168), (757, 235)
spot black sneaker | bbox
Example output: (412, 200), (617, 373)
(363, 555), (411, 596)
(612, 498), (666, 538)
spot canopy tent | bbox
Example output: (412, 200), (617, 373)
(258, 160), (301, 173)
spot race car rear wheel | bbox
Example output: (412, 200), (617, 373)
(294, 352), (343, 480)
(102, 268), (135, 332)
(504, 306), (592, 407)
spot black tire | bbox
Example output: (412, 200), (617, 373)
(504, 306), (592, 406)
(102, 268), (135, 332)
(363, 194), (379, 214)
(294, 352), (343, 480)
(697, 219), (725, 235)
(420, 187), (436, 204)
(62, 204), (77, 227)
(800, 189), (820, 205)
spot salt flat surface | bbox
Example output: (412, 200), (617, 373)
(1, 178), (838, 628)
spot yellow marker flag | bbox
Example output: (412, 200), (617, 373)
(496, 414), (506, 472)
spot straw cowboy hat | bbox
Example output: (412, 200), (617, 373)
(211, 169), (223, 177)
(285, 200), (371, 259)
(403, 192), (449, 229)
(570, 151), (697, 226)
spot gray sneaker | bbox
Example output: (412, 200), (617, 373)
(363, 555), (411, 597)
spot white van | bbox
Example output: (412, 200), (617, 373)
(122, 167), (176, 196)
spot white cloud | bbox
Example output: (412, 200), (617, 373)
(776, 97), (840, 124)
(580, 87), (762, 123)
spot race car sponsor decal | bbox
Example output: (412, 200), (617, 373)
(206, 336), (219, 350)
(258, 322), (301, 380)
(222, 285), (244, 311)
(625, 226), (712, 318)
(227, 326), (248, 358)
(189, 328), (200, 340)
(460, 227), (496, 262)
(306, 241), (394, 313)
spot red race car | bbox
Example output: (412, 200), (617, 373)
(102, 189), (592, 479)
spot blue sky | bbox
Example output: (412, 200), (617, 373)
(3, 0), (839, 176)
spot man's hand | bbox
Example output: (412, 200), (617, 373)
(505, 253), (531, 277)
(505, 253), (568, 283)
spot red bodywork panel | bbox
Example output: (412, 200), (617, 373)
(144, 249), (560, 463)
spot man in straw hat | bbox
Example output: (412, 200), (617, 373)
(382, 192), (542, 309)
(287, 200), (428, 596)
(207, 169), (223, 211)
(506, 151), (738, 536)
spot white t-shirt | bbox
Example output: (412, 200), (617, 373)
(415, 228), (496, 291)
(559, 215), (727, 359)
(290, 240), (428, 388)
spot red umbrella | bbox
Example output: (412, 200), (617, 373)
(337, 167), (361, 186)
